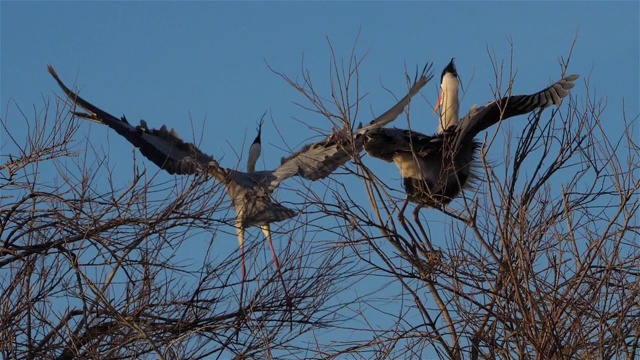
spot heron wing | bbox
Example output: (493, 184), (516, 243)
(48, 65), (227, 181)
(269, 62), (434, 189)
(356, 62), (434, 135)
(455, 74), (579, 146)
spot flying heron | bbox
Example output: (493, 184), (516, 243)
(363, 59), (578, 224)
(47, 63), (434, 297)
(243, 114), (299, 303)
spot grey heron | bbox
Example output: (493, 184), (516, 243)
(363, 59), (578, 223)
(47, 63), (434, 294)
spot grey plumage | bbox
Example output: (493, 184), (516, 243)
(48, 63), (433, 263)
(363, 60), (578, 212)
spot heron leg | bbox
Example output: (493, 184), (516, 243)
(396, 197), (423, 244)
(261, 224), (294, 311)
(412, 205), (427, 238)
(262, 224), (282, 271)
(397, 198), (410, 222)
(236, 222), (247, 310)
(412, 205), (433, 250)
(234, 222), (248, 341)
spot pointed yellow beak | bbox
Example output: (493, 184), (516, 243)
(434, 88), (443, 114)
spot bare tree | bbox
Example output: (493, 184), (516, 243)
(1, 42), (429, 359)
(0, 64), (316, 360)
(311, 47), (640, 359)
(2, 40), (638, 360)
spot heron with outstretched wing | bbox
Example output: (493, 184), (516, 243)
(364, 59), (578, 225)
(48, 63), (433, 299)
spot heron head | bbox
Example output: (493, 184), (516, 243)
(440, 58), (458, 84)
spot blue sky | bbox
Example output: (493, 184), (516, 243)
(3, 2), (638, 142)
(2, 1), (639, 356)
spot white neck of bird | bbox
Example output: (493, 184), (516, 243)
(247, 142), (261, 173)
(438, 74), (460, 133)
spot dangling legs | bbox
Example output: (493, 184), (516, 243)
(413, 205), (434, 251)
(235, 222), (247, 310)
(261, 225), (294, 310)
(398, 197), (422, 246)
(234, 222), (247, 341)
(397, 198), (410, 223)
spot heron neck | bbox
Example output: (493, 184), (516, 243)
(438, 81), (460, 133)
(247, 142), (261, 173)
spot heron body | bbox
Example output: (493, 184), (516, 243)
(48, 63), (434, 283)
(363, 59), (579, 213)
(364, 126), (480, 208)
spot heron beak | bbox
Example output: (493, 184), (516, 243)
(433, 88), (443, 114)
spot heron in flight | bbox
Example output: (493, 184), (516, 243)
(48, 63), (433, 294)
(363, 59), (578, 223)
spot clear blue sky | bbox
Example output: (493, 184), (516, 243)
(2, 1), (639, 356)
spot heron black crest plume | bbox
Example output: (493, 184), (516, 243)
(440, 58), (458, 83)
